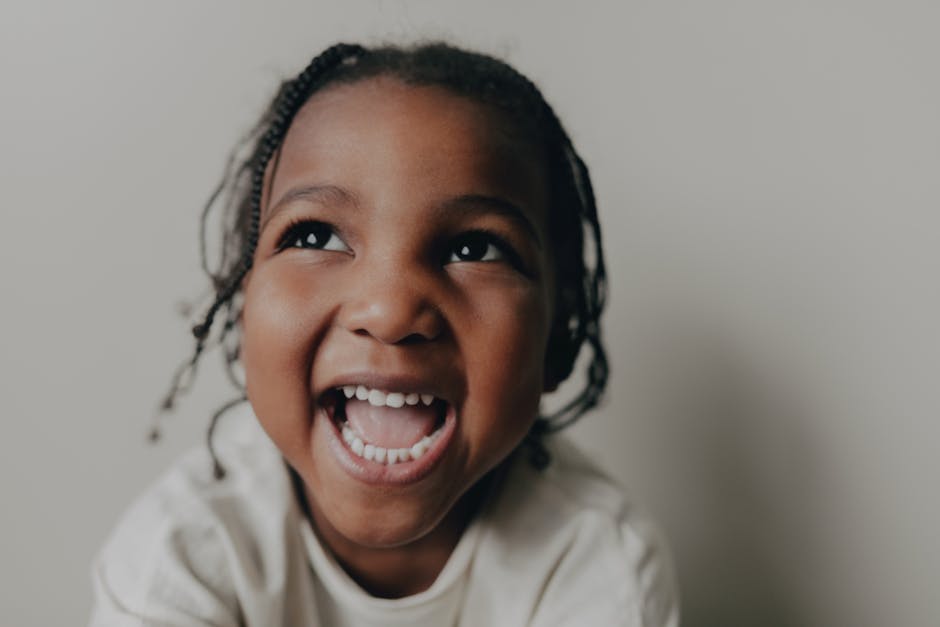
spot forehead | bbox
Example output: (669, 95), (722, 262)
(267, 77), (549, 225)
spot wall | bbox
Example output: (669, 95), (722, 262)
(1, 1), (937, 625)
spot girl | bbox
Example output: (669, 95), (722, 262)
(90, 42), (678, 626)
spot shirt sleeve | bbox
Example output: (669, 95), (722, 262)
(88, 559), (235, 627)
(87, 483), (243, 627)
(87, 535), (241, 627)
(526, 507), (680, 627)
(621, 509), (680, 627)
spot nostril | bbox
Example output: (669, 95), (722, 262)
(337, 285), (445, 345)
(352, 328), (435, 344)
(398, 332), (432, 345)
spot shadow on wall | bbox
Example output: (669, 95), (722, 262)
(633, 323), (822, 627)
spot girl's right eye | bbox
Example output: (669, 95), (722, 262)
(278, 220), (350, 253)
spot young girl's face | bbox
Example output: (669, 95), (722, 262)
(241, 77), (555, 548)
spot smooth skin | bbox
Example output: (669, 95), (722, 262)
(240, 77), (556, 598)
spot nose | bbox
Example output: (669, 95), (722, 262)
(336, 265), (444, 345)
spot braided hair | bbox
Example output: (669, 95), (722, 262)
(153, 42), (608, 476)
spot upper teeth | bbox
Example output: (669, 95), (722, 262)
(342, 385), (435, 408)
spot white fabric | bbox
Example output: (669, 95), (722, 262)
(90, 403), (679, 626)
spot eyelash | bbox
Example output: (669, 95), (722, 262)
(276, 219), (527, 272)
(448, 229), (524, 268)
(277, 219), (349, 253)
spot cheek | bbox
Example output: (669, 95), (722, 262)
(457, 281), (550, 459)
(240, 265), (327, 453)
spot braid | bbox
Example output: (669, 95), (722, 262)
(149, 44), (365, 466)
(481, 59), (609, 434)
(538, 150), (608, 434)
(155, 41), (609, 476)
(480, 66), (609, 463)
(244, 43), (367, 279)
(206, 396), (248, 479)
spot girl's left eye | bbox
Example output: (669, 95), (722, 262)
(279, 221), (349, 252)
(447, 231), (508, 263)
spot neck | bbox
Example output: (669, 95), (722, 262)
(294, 471), (497, 599)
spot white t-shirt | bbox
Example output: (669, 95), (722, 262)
(90, 403), (679, 626)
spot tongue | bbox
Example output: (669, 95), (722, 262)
(344, 399), (439, 449)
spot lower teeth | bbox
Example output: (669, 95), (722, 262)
(341, 421), (441, 465)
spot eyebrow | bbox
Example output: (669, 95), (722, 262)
(262, 184), (358, 230)
(263, 185), (541, 248)
(437, 194), (542, 248)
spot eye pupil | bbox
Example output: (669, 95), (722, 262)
(456, 238), (486, 260)
(295, 224), (330, 248)
(282, 221), (350, 254)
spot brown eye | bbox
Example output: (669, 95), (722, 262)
(280, 221), (350, 252)
(448, 232), (505, 263)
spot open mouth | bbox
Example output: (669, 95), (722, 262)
(322, 385), (449, 466)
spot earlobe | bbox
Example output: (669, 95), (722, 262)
(542, 319), (576, 394)
(541, 350), (565, 393)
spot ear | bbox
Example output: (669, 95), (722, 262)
(542, 322), (576, 394)
(542, 350), (569, 393)
(542, 371), (560, 394)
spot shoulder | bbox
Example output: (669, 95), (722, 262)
(90, 403), (299, 626)
(475, 435), (680, 627)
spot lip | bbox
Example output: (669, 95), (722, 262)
(320, 400), (457, 486)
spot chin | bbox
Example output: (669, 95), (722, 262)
(314, 482), (461, 550)
(346, 513), (442, 549)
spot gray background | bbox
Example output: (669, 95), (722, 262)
(2, 1), (937, 625)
